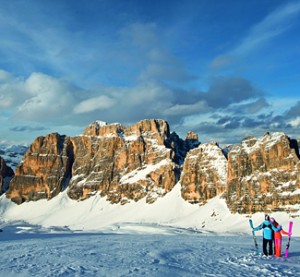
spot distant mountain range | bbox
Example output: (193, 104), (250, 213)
(0, 144), (28, 170)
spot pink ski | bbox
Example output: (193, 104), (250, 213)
(285, 221), (293, 258)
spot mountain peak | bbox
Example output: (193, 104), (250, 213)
(1, 119), (299, 215)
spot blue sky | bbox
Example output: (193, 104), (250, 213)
(0, 0), (299, 145)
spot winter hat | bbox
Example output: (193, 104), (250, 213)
(265, 214), (270, 221)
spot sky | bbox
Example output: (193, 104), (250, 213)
(0, 0), (300, 146)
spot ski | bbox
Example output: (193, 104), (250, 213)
(249, 219), (259, 255)
(285, 221), (293, 258)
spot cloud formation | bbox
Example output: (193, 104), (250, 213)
(1, 64), (299, 145)
(211, 1), (300, 69)
(10, 125), (48, 132)
(203, 77), (264, 108)
(0, 1), (299, 145)
(74, 95), (117, 114)
(14, 73), (78, 122)
(286, 101), (300, 118)
(1, 67), (285, 145)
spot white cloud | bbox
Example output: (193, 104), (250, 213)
(70, 82), (181, 124)
(211, 2), (300, 68)
(127, 83), (173, 105)
(0, 95), (13, 108)
(16, 72), (76, 120)
(74, 95), (116, 114)
(237, 2), (300, 54)
(0, 71), (29, 110)
(164, 101), (211, 116)
(210, 55), (233, 70)
(0, 69), (13, 81)
(288, 117), (300, 128)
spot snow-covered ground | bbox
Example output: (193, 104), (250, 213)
(1, 183), (299, 276)
(1, 184), (298, 236)
(0, 222), (299, 277)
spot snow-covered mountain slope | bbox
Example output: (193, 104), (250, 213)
(1, 183), (299, 237)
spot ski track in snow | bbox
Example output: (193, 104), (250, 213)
(0, 224), (299, 277)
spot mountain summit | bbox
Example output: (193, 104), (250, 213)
(1, 120), (299, 214)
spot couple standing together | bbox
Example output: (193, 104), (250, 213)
(252, 214), (290, 257)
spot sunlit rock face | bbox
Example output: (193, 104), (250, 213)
(4, 119), (299, 215)
(180, 142), (228, 204)
(67, 119), (179, 204)
(6, 119), (199, 205)
(226, 132), (300, 214)
(6, 133), (73, 204)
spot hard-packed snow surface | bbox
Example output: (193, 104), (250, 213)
(0, 183), (299, 276)
(0, 223), (299, 277)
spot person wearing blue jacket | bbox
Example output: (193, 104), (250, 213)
(252, 214), (282, 256)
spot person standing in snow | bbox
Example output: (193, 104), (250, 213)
(270, 217), (289, 257)
(252, 215), (282, 256)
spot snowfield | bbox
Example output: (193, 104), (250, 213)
(0, 223), (299, 277)
(1, 183), (299, 276)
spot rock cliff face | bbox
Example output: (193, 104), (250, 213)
(0, 157), (14, 194)
(6, 119), (199, 205)
(3, 120), (300, 214)
(6, 133), (73, 204)
(180, 142), (228, 204)
(67, 119), (180, 204)
(226, 132), (300, 214)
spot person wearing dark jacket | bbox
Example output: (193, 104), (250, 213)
(252, 214), (282, 256)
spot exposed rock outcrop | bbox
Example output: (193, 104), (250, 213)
(180, 142), (228, 204)
(6, 119), (199, 205)
(226, 132), (300, 214)
(0, 157), (14, 194)
(67, 119), (180, 203)
(3, 119), (299, 215)
(6, 133), (73, 204)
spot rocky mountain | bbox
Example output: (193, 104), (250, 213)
(6, 119), (198, 205)
(2, 120), (300, 214)
(180, 142), (227, 204)
(6, 133), (73, 204)
(226, 132), (300, 214)
(0, 157), (14, 194)
(67, 119), (179, 204)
